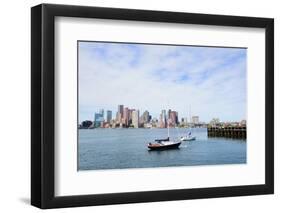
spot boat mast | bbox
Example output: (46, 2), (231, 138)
(168, 118), (170, 138)
(189, 105), (191, 127)
(167, 101), (170, 139)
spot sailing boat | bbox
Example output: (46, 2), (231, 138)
(180, 131), (196, 141)
(180, 106), (196, 141)
(147, 119), (181, 150)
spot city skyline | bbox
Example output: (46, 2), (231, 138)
(83, 106), (199, 124)
(79, 42), (247, 123)
(79, 103), (247, 129)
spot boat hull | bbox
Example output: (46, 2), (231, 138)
(148, 142), (181, 151)
(181, 137), (196, 141)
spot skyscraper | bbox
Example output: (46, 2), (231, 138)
(116, 112), (121, 124)
(142, 110), (150, 124)
(170, 111), (178, 126)
(116, 105), (124, 124)
(106, 110), (112, 123)
(132, 110), (139, 128)
(168, 109), (171, 119)
(158, 110), (167, 128)
(118, 105), (124, 117)
(123, 107), (129, 126)
(94, 112), (104, 127)
(128, 108), (135, 125)
(161, 110), (167, 127)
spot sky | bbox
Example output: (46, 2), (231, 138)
(78, 41), (247, 123)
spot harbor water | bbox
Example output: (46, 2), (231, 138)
(78, 128), (246, 171)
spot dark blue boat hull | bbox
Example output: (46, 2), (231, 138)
(148, 142), (181, 151)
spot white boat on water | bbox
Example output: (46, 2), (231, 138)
(180, 131), (196, 141)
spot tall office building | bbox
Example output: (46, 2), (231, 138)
(158, 110), (167, 128)
(170, 111), (178, 126)
(168, 109), (171, 120)
(161, 110), (167, 127)
(116, 112), (121, 124)
(118, 105), (124, 118)
(94, 112), (104, 127)
(116, 105), (124, 124)
(123, 107), (129, 126)
(132, 110), (139, 128)
(142, 110), (150, 124)
(128, 108), (135, 125)
(106, 110), (112, 123)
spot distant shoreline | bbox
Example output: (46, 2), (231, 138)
(78, 126), (207, 130)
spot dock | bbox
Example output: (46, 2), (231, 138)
(207, 126), (246, 139)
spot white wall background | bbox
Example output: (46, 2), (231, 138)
(0, 0), (279, 212)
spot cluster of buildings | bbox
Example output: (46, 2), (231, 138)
(79, 104), (203, 129)
(80, 105), (146, 129)
(208, 118), (247, 128)
(79, 104), (246, 129)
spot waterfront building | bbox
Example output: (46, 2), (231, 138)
(170, 111), (178, 126)
(143, 110), (150, 123)
(118, 105), (124, 118)
(158, 113), (164, 128)
(140, 110), (150, 127)
(139, 114), (144, 127)
(106, 110), (112, 123)
(209, 118), (220, 127)
(128, 108), (135, 126)
(192, 116), (199, 124)
(179, 118), (187, 127)
(116, 111), (122, 124)
(240, 120), (247, 127)
(132, 110), (139, 128)
(94, 112), (104, 127)
(168, 109), (171, 120)
(123, 107), (129, 126)
(161, 110), (167, 127)
(104, 122), (110, 128)
(158, 110), (167, 128)
(151, 117), (158, 128)
(144, 123), (152, 128)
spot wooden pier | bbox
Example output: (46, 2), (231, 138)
(207, 126), (246, 139)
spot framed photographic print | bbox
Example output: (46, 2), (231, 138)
(31, 3), (274, 209)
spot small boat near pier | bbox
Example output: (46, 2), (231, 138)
(180, 131), (196, 141)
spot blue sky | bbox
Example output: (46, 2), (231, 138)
(78, 41), (247, 123)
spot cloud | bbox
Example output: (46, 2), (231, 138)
(78, 41), (247, 123)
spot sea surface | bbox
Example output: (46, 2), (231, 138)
(78, 128), (246, 170)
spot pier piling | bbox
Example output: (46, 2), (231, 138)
(207, 126), (246, 139)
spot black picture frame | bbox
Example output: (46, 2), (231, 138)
(31, 3), (274, 209)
